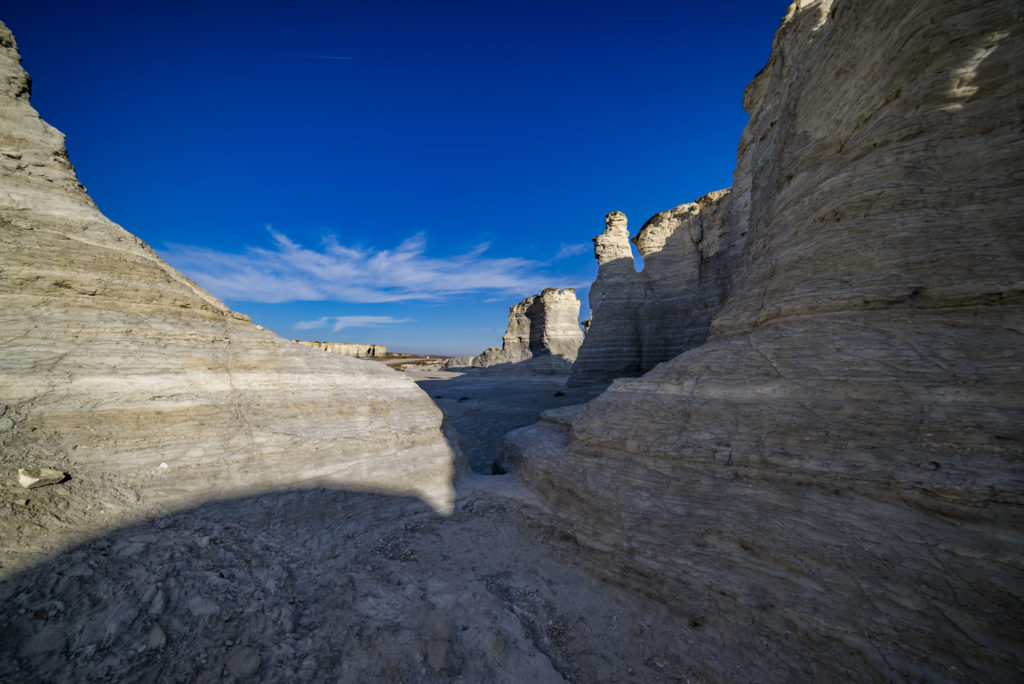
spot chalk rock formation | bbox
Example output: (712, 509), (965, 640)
(0, 22), (458, 527)
(446, 288), (584, 372)
(293, 341), (386, 359)
(571, 190), (734, 381)
(569, 212), (643, 378)
(508, 0), (1024, 679)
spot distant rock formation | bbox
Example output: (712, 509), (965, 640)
(293, 341), (386, 359)
(507, 0), (1024, 679)
(446, 288), (584, 372)
(571, 189), (733, 382)
(0, 21), (459, 534)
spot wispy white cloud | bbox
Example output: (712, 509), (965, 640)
(553, 242), (590, 260)
(295, 315), (409, 332)
(162, 228), (583, 304)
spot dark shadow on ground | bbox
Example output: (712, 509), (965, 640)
(0, 485), (691, 683)
(413, 371), (609, 474)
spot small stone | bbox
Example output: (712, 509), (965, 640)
(489, 631), (507, 658)
(224, 645), (260, 678)
(423, 609), (453, 672)
(145, 624), (166, 651)
(17, 467), (67, 489)
(278, 605), (295, 633)
(148, 588), (166, 616)
(0, 417), (13, 430)
(187, 595), (219, 617)
(426, 640), (449, 672)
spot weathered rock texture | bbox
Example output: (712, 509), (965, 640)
(446, 288), (584, 373)
(571, 190), (734, 381)
(508, 0), (1024, 679)
(293, 340), (386, 359)
(0, 22), (458, 530)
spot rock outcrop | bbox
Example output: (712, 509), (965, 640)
(293, 341), (386, 359)
(571, 190), (734, 382)
(0, 19), (459, 547)
(507, 0), (1024, 679)
(446, 288), (584, 373)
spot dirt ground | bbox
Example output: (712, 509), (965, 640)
(0, 369), (700, 683)
(409, 369), (607, 474)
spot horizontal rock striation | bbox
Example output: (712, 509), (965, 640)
(293, 341), (386, 359)
(568, 212), (644, 379)
(0, 22), (458, 529)
(571, 190), (737, 382)
(446, 288), (584, 373)
(508, 0), (1024, 679)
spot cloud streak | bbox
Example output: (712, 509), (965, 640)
(553, 242), (590, 260)
(162, 229), (582, 304)
(295, 315), (409, 332)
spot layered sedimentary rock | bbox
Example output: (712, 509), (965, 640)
(571, 190), (734, 381)
(446, 288), (583, 372)
(293, 340), (386, 359)
(0, 23), (458, 523)
(568, 212), (643, 378)
(508, 0), (1024, 679)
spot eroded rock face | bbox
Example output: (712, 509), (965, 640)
(508, 0), (1024, 679)
(571, 190), (735, 382)
(293, 341), (386, 359)
(0, 21), (458, 537)
(446, 288), (584, 373)
(569, 212), (644, 379)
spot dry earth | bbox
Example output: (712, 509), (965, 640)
(0, 371), (689, 683)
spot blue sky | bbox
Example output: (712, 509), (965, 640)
(5, 1), (790, 355)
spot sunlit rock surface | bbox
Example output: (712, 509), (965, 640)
(446, 288), (584, 373)
(571, 190), (735, 382)
(293, 340), (386, 359)
(509, 0), (1024, 678)
(0, 20), (458, 549)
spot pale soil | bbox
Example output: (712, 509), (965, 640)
(0, 370), (695, 683)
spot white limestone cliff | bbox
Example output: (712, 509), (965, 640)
(571, 190), (734, 381)
(507, 0), (1024, 678)
(446, 288), (584, 373)
(293, 341), (386, 359)
(0, 21), (460, 539)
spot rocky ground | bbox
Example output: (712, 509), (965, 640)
(0, 369), (693, 683)
(408, 369), (607, 474)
